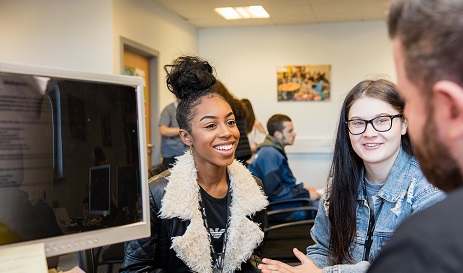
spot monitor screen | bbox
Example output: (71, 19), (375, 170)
(89, 165), (111, 217)
(0, 61), (150, 258)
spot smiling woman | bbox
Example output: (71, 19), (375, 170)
(120, 55), (268, 273)
(259, 79), (444, 273)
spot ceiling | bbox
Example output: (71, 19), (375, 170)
(152, 0), (391, 28)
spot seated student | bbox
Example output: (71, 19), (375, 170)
(249, 114), (321, 221)
(258, 79), (445, 273)
(119, 55), (268, 273)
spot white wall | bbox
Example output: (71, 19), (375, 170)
(0, 0), (198, 108)
(199, 21), (396, 188)
(0, 0), (113, 73)
(112, 0), (198, 109)
(112, 0), (198, 164)
(0, 0), (199, 165)
(0, 1), (396, 187)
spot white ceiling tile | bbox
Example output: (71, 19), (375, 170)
(151, 0), (388, 28)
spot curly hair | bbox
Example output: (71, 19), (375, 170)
(164, 56), (218, 132)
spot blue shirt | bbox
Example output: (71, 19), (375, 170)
(306, 148), (445, 273)
(159, 102), (187, 158)
(249, 135), (309, 202)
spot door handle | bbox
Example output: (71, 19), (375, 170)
(147, 143), (153, 154)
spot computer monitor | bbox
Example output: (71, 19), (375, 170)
(89, 165), (111, 217)
(0, 61), (150, 258)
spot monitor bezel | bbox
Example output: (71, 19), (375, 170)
(0, 61), (150, 257)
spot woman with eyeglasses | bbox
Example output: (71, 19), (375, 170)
(259, 79), (444, 273)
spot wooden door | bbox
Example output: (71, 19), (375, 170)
(123, 50), (152, 167)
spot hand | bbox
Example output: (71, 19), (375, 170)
(258, 248), (322, 273)
(304, 185), (321, 201)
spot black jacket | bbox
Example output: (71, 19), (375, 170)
(120, 153), (268, 273)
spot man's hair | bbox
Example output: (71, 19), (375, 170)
(388, 0), (463, 98)
(267, 114), (291, 136)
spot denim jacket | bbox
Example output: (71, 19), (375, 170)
(306, 148), (445, 273)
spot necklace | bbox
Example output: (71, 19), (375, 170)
(198, 181), (231, 273)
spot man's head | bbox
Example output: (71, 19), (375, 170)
(267, 114), (296, 146)
(389, 0), (463, 191)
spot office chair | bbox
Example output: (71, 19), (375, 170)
(79, 243), (125, 273)
(94, 243), (125, 273)
(262, 198), (318, 264)
(148, 163), (167, 178)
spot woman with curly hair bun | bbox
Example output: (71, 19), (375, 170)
(120, 56), (268, 273)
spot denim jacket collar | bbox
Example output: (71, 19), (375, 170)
(357, 147), (412, 203)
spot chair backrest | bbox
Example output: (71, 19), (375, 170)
(266, 198), (317, 223)
(262, 199), (317, 263)
(148, 163), (167, 178)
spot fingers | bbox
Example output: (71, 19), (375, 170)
(292, 248), (313, 265)
(292, 248), (307, 262)
(258, 258), (293, 273)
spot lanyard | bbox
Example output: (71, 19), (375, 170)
(362, 184), (384, 261)
(198, 182), (231, 273)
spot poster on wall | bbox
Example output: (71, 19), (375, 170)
(277, 64), (331, 101)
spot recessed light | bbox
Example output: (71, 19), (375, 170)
(215, 6), (269, 20)
(215, 7), (241, 20)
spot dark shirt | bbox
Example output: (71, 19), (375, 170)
(234, 117), (252, 162)
(199, 186), (228, 262)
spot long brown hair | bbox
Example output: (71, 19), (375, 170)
(212, 81), (247, 118)
(241, 98), (256, 133)
(328, 79), (411, 264)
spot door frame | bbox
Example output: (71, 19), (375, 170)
(119, 37), (161, 166)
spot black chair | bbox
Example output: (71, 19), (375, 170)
(95, 243), (125, 273)
(148, 163), (167, 178)
(262, 198), (318, 264)
(79, 243), (125, 273)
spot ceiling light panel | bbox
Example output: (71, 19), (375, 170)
(215, 5), (269, 20)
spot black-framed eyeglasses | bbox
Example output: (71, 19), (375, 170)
(345, 114), (404, 135)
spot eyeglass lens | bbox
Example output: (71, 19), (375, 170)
(347, 116), (394, 135)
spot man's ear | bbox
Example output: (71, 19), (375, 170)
(179, 129), (192, 146)
(433, 80), (463, 140)
(274, 130), (282, 140)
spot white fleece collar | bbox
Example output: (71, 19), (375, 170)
(159, 152), (268, 273)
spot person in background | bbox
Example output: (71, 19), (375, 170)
(368, 0), (463, 272)
(259, 79), (444, 273)
(212, 81), (253, 166)
(249, 114), (321, 221)
(241, 98), (267, 155)
(120, 55), (267, 273)
(159, 97), (188, 169)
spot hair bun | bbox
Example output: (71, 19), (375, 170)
(165, 56), (216, 100)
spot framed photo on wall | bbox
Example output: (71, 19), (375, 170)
(277, 64), (331, 101)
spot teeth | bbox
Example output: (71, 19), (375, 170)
(215, 144), (233, 151)
(365, 143), (379, 147)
